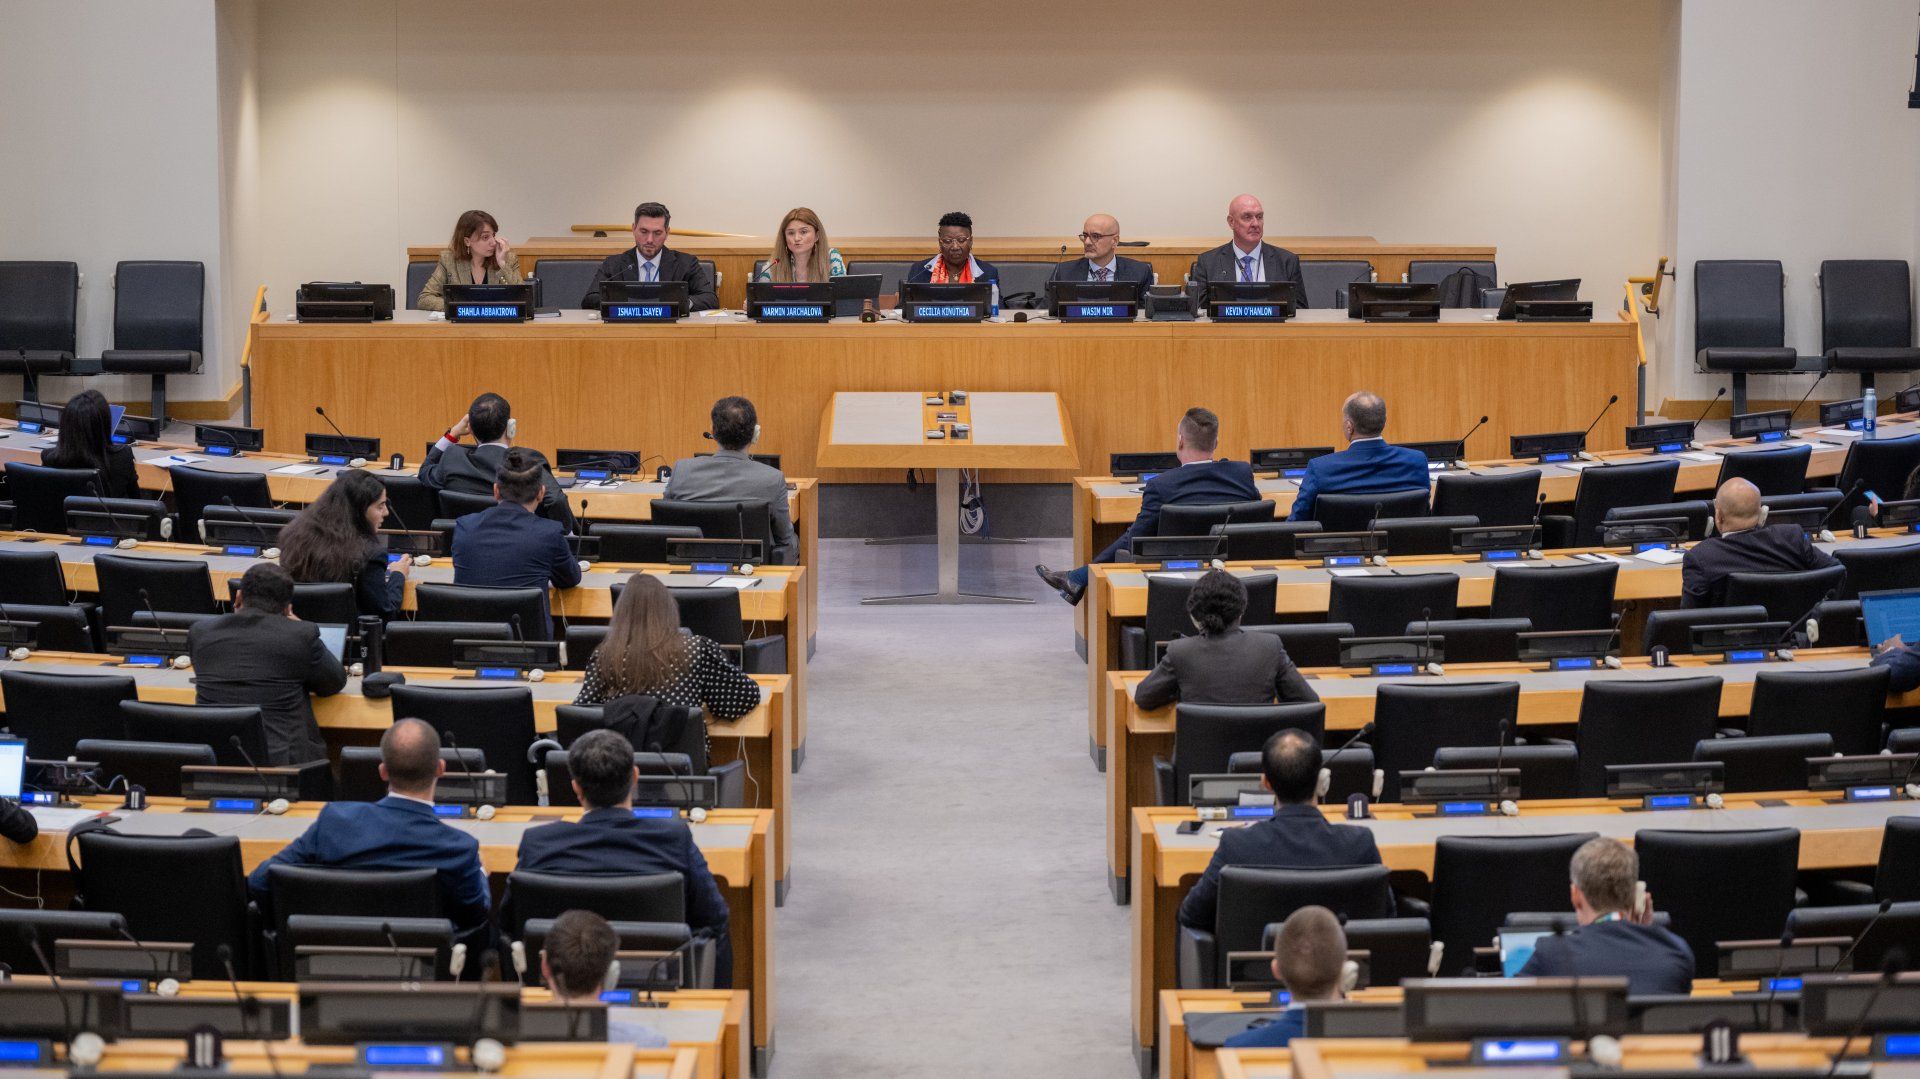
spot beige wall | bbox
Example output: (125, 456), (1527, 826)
(253, 0), (1668, 321)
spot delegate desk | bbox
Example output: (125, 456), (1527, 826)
(1222, 1035), (1870, 1079)
(3, 799), (778, 1077)
(1129, 795), (1920, 1076)
(38, 1039), (699, 1078)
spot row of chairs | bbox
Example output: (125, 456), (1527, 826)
(0, 260), (203, 419)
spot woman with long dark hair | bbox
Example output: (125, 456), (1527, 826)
(575, 574), (762, 751)
(40, 389), (138, 499)
(276, 470), (408, 619)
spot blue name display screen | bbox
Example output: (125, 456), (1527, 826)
(1482, 549), (1521, 561)
(0, 1041), (44, 1062)
(1539, 451), (1572, 463)
(1214, 304), (1283, 319)
(605, 304), (675, 321)
(1440, 801), (1489, 815)
(433, 804), (466, 817)
(1481, 1040), (1566, 1063)
(1645, 794), (1694, 809)
(692, 562), (731, 573)
(451, 304), (521, 320)
(362, 1044), (447, 1067)
(1883, 1034), (1920, 1057)
(756, 304), (827, 319)
(1162, 560), (1201, 570)
(1762, 976), (1803, 992)
(1552, 657), (1597, 671)
(223, 545), (261, 558)
(210, 798), (259, 812)
(477, 667), (519, 680)
(633, 806), (676, 818)
(1847, 785), (1895, 801)
(1726, 648), (1768, 663)
(908, 303), (982, 320)
(82, 535), (114, 546)
(17, 421), (42, 433)
(1229, 805), (1275, 819)
(206, 444), (237, 456)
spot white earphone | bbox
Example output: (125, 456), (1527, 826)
(1339, 958), (1361, 994)
(265, 797), (290, 815)
(6, 647), (27, 662)
(1315, 768), (1332, 802)
(170, 656), (191, 670)
(504, 418), (518, 441)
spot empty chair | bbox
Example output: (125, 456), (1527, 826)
(1157, 499), (1276, 536)
(0, 910), (127, 979)
(1432, 744), (1579, 800)
(1694, 260), (1801, 413)
(1407, 260), (1497, 306)
(1404, 618), (1531, 664)
(284, 583), (358, 626)
(1178, 865), (1394, 988)
(0, 261), (78, 394)
(376, 474), (441, 533)
(501, 870), (685, 939)
(336, 745), (486, 803)
(74, 739), (217, 798)
(0, 549), (69, 605)
(1210, 521), (1322, 561)
(91, 554), (216, 628)
(1636, 828), (1800, 978)
(1245, 623), (1352, 670)
(1572, 677), (1724, 796)
(1716, 446), (1812, 498)
(1542, 460), (1680, 548)
(1693, 733), (1833, 794)
(381, 620), (514, 667)
(168, 467), (271, 545)
(995, 262), (1053, 309)
(1431, 470), (1541, 528)
(2, 462), (98, 533)
(845, 260), (914, 295)
(1302, 260), (1374, 310)
(1811, 599), (1865, 647)
(73, 831), (253, 978)
(98, 261), (204, 422)
(404, 260), (434, 309)
(666, 586), (786, 673)
(120, 701), (269, 767)
(388, 684), (538, 804)
(527, 258), (602, 311)
(63, 495), (172, 542)
(564, 625), (608, 670)
(1153, 702), (1326, 806)
(650, 499), (777, 562)
(1371, 682), (1518, 802)
(1820, 260), (1920, 393)
(264, 865), (441, 978)
(436, 489), (496, 519)
(1745, 665), (1890, 756)
(1428, 833), (1597, 975)
(1489, 562), (1619, 632)
(1834, 543), (1920, 598)
(1327, 573), (1458, 639)
(1375, 515), (1478, 556)
(414, 584), (550, 640)
(1313, 489), (1429, 532)
(1833, 434), (1920, 520)
(1862, 817), (1920, 902)
(1789, 902), (1920, 973)
(1642, 605), (1772, 656)
(0, 670), (136, 759)
(1603, 500), (1712, 542)
(1118, 573), (1277, 669)
(0, 602), (97, 652)
(1723, 565), (1846, 624)
(595, 523), (701, 563)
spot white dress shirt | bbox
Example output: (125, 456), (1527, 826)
(1232, 243), (1265, 282)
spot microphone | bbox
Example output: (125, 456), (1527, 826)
(1532, 493), (1547, 532)
(1579, 395), (1619, 448)
(1319, 722), (1375, 805)
(116, 923), (167, 989)
(641, 937), (701, 1006)
(192, 422), (244, 456)
(1418, 606), (1437, 669)
(1687, 388), (1726, 440)
(20, 925), (78, 1048)
(1455, 415), (1489, 458)
(736, 502), (750, 563)
(219, 942), (286, 1078)
(136, 587), (185, 658)
(1828, 898), (1896, 973)
(228, 734), (286, 813)
(219, 494), (276, 552)
(313, 405), (351, 442)
(378, 920), (411, 979)
(1779, 595), (1830, 650)
(1369, 501), (1385, 531)
(1787, 372), (1829, 427)
(85, 479), (136, 547)
(465, 948), (502, 1048)
(1822, 948), (1907, 1079)
(576, 498), (590, 537)
(1824, 480), (1867, 527)
(1491, 718), (1509, 798)
(509, 614), (524, 642)
(1760, 928), (1795, 1028)
(440, 729), (491, 816)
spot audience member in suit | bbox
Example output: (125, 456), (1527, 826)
(1518, 837), (1694, 995)
(451, 447), (582, 638)
(415, 209), (523, 313)
(662, 396), (797, 563)
(1870, 631), (1920, 693)
(1289, 391), (1433, 521)
(1036, 406), (1260, 605)
(541, 910), (669, 1047)
(187, 563), (347, 765)
(1134, 569), (1317, 711)
(1680, 478), (1840, 607)
(39, 388), (139, 500)
(1048, 213), (1154, 301)
(1187, 194), (1308, 307)
(421, 392), (575, 531)
(1223, 906), (1352, 1049)
(1178, 730), (1388, 931)
(514, 729), (734, 984)
(277, 470), (408, 620)
(579, 201), (718, 310)
(0, 800), (36, 845)
(248, 719), (491, 935)
(752, 206), (844, 282)
(905, 210), (1001, 290)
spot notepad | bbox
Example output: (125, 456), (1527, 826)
(28, 807), (113, 832)
(711, 576), (761, 590)
(1681, 451), (1721, 462)
(1327, 568), (1372, 577)
(154, 454), (209, 467)
(1635, 548), (1686, 565)
(270, 463), (329, 476)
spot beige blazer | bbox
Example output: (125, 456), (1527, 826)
(416, 249), (524, 311)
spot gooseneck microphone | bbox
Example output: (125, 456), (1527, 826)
(1688, 388), (1726, 436)
(21, 925), (78, 1047)
(228, 734), (279, 807)
(1491, 718), (1509, 797)
(220, 494), (275, 552)
(85, 479), (136, 546)
(1456, 415), (1489, 456)
(1822, 949), (1908, 1079)
(1319, 722), (1376, 805)
(1580, 395), (1619, 447)
(136, 587), (184, 658)
(1787, 372), (1830, 425)
(641, 937), (701, 1006)
(1828, 898), (1896, 973)
(1418, 607), (1436, 668)
(314, 405), (352, 442)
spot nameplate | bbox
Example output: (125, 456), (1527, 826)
(1208, 301), (1293, 322)
(902, 301), (988, 322)
(747, 302), (830, 322)
(601, 302), (682, 322)
(1058, 302), (1137, 322)
(448, 301), (531, 323)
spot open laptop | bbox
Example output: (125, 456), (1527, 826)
(317, 624), (350, 663)
(0, 738), (25, 802)
(1497, 927), (1550, 978)
(1860, 588), (1920, 648)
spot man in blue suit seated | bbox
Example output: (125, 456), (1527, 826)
(905, 210), (1000, 291)
(514, 730), (733, 986)
(1048, 213), (1154, 302)
(451, 446), (583, 638)
(1222, 906), (1352, 1049)
(1288, 391), (1432, 522)
(1035, 406), (1258, 605)
(248, 719), (491, 937)
(1517, 837), (1694, 995)
(1178, 730), (1388, 932)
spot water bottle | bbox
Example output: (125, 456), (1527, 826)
(1865, 387), (1878, 436)
(990, 281), (1000, 320)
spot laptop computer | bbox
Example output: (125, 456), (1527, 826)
(1860, 587), (1920, 648)
(317, 624), (350, 663)
(0, 738), (25, 802)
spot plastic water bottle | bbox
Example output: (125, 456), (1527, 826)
(1865, 387), (1878, 436)
(990, 281), (1000, 320)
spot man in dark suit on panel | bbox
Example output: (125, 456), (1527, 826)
(514, 729), (733, 985)
(1049, 213), (1154, 301)
(188, 562), (347, 765)
(421, 392), (575, 531)
(579, 201), (719, 311)
(1178, 730), (1389, 932)
(1680, 478), (1841, 607)
(1188, 194), (1308, 307)
(1289, 391), (1433, 521)
(1518, 837), (1694, 995)
(451, 447), (582, 638)
(1035, 406), (1259, 605)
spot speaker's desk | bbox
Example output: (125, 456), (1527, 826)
(1129, 796), (1920, 1076)
(2, 799), (777, 1077)
(1221, 1034), (1867, 1079)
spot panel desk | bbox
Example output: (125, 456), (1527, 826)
(11, 1037), (698, 1078)
(1221, 1035), (1873, 1079)
(1, 799), (778, 1076)
(1129, 796), (1920, 1075)
(250, 310), (1637, 487)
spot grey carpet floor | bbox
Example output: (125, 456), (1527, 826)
(769, 537), (1132, 1077)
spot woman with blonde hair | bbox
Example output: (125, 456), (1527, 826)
(417, 209), (524, 311)
(574, 574), (762, 752)
(753, 207), (844, 283)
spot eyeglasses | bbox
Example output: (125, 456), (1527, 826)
(937, 236), (971, 248)
(1078, 232), (1116, 242)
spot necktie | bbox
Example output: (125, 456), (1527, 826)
(643, 261), (656, 283)
(1238, 255), (1255, 282)
(1095, 267), (1111, 282)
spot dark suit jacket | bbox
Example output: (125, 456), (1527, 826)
(1190, 242), (1309, 308)
(1872, 646), (1920, 693)
(1517, 919), (1695, 996)
(1289, 439), (1433, 522)
(247, 795), (491, 932)
(1134, 628), (1318, 711)
(1223, 1007), (1307, 1049)
(42, 443), (140, 501)
(1048, 256), (1154, 301)
(1679, 524), (1841, 608)
(450, 503), (582, 638)
(1096, 459), (1261, 564)
(579, 247), (718, 311)
(0, 800), (36, 844)
(353, 548), (405, 620)
(1178, 804), (1387, 930)
(904, 257), (1001, 287)
(418, 441), (575, 531)
(187, 607), (347, 764)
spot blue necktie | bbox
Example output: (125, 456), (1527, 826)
(642, 261), (656, 283)
(1238, 255), (1255, 282)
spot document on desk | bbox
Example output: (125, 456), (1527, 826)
(1635, 548), (1686, 565)
(29, 807), (115, 832)
(1680, 451), (1721, 462)
(1327, 568), (1372, 577)
(152, 454), (209, 467)
(269, 463), (329, 476)
(1574, 552), (1628, 564)
(710, 576), (761, 590)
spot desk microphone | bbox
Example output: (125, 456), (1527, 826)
(1319, 722), (1375, 810)
(219, 942), (286, 1078)
(1823, 949), (1907, 1079)
(313, 405), (365, 462)
(136, 587), (186, 661)
(1828, 899), (1895, 973)
(219, 495), (278, 555)
(1579, 395), (1619, 451)
(641, 937), (701, 1007)
(229, 734), (288, 814)
(192, 422), (245, 457)
(378, 920), (412, 979)
(464, 948), (505, 1067)
(20, 925), (80, 1051)
(116, 923), (176, 995)
(1531, 493), (1547, 533)
(1755, 927), (1796, 1029)
(1686, 388), (1726, 442)
(85, 479), (138, 548)
(1491, 717), (1509, 793)
(441, 729), (494, 818)
(1455, 415), (1489, 458)
(1824, 480), (1867, 532)
(1786, 372), (1830, 427)
(1418, 606), (1437, 669)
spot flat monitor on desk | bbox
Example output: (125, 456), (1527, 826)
(831, 274), (883, 317)
(317, 624), (350, 663)
(0, 738), (24, 801)
(1859, 587), (1920, 647)
(1347, 281), (1440, 319)
(1497, 279), (1581, 319)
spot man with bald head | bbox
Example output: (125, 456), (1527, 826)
(1189, 194), (1308, 306)
(1049, 213), (1153, 300)
(1288, 391), (1432, 521)
(1680, 477), (1840, 607)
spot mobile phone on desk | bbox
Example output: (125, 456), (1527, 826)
(1176, 820), (1206, 835)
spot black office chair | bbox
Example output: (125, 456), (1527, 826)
(0, 670), (136, 758)
(1763, 490), (1846, 520)
(1857, 817), (1920, 902)
(1313, 489), (1429, 532)
(414, 584), (550, 640)
(650, 499), (780, 563)
(596, 524), (701, 564)
(381, 621), (514, 667)
(514, 918), (706, 988)
(73, 831), (254, 979)
(1694, 260), (1801, 414)
(0, 602), (98, 652)
(1820, 260), (1920, 394)
(1373, 516), (1477, 556)
(91, 553), (217, 629)
(198, 504), (296, 548)
(1432, 744), (1579, 800)
(501, 870), (686, 938)
(62, 495), (172, 542)
(0, 549), (69, 606)
(1152, 702), (1326, 806)
(1832, 434), (1920, 520)
(1542, 460), (1680, 548)
(1210, 521), (1323, 561)
(1431, 471), (1541, 528)
(0, 910), (127, 979)
(1427, 833), (1597, 975)
(1716, 446), (1812, 498)
(1745, 665), (1890, 756)
(74, 739), (216, 798)
(436, 490), (496, 520)
(1570, 677), (1724, 796)
(98, 261), (204, 423)
(1157, 500), (1276, 536)
(1403, 619), (1532, 663)
(388, 684), (538, 804)
(1692, 733), (1833, 794)
(846, 260), (915, 295)
(336, 745), (486, 802)
(120, 701), (270, 767)
(1834, 543), (1920, 598)
(264, 865), (441, 979)
(1245, 623), (1352, 670)
(2, 463), (99, 534)
(1636, 827), (1800, 979)
(1603, 500), (1713, 541)
(404, 260), (434, 309)
(527, 258), (603, 311)
(1642, 605), (1773, 655)
(1723, 565), (1845, 624)
(1327, 574), (1458, 639)
(283, 583), (359, 626)
(667, 587), (785, 673)
(1178, 865), (1395, 988)
(1118, 574), (1278, 670)
(1407, 260), (1497, 306)
(563, 626), (608, 671)
(1810, 599), (1865, 647)
(168, 467), (271, 546)
(1789, 902), (1920, 973)
(377, 474), (441, 532)
(0, 261), (78, 394)
(1371, 682), (1518, 802)
(1489, 562), (1619, 632)
(1302, 260), (1374, 310)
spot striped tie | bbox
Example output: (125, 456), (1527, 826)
(1095, 267), (1111, 282)
(1238, 255), (1255, 282)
